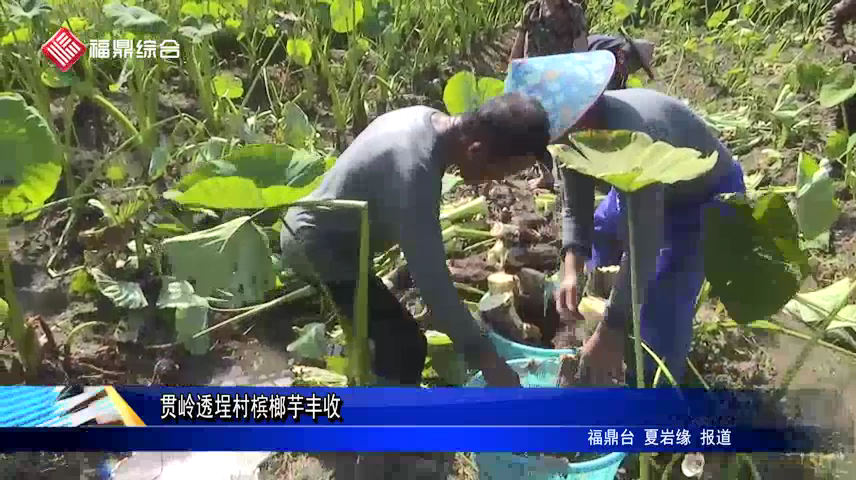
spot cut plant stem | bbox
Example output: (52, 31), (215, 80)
(441, 226), (493, 242)
(478, 291), (540, 343)
(439, 196), (488, 226)
(487, 273), (517, 296)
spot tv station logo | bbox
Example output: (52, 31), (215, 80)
(41, 27), (181, 72)
(41, 27), (86, 72)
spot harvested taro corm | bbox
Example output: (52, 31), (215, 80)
(556, 354), (580, 388)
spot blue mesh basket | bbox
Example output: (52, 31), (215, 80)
(481, 292), (577, 362)
(488, 330), (577, 361)
(467, 358), (626, 480)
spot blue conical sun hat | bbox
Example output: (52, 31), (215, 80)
(505, 50), (616, 142)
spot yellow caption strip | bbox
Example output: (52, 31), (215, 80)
(104, 386), (146, 426)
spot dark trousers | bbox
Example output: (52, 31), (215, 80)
(325, 276), (428, 386)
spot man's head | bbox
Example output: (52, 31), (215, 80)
(452, 93), (551, 184)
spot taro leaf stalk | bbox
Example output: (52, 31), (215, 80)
(550, 130), (719, 480)
(179, 23), (220, 129)
(103, 3), (171, 155)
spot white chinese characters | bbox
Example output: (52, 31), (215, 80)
(89, 39), (180, 59)
(700, 428), (732, 446)
(160, 392), (344, 422)
(588, 428), (634, 447)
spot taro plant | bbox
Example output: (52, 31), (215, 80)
(102, 3), (172, 155)
(0, 92), (64, 375)
(154, 142), (371, 386)
(442, 71), (504, 115)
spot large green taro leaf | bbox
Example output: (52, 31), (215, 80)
(161, 217), (275, 352)
(550, 130), (718, 192)
(704, 194), (806, 324)
(177, 144), (325, 190)
(168, 144), (326, 209)
(0, 93), (62, 218)
(161, 216), (275, 306)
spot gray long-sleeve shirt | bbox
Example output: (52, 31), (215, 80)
(561, 88), (736, 330)
(281, 106), (490, 363)
(561, 88), (735, 259)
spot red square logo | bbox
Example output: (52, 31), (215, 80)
(42, 27), (86, 72)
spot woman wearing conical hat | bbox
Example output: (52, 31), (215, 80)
(509, 1), (657, 189)
(504, 51), (746, 386)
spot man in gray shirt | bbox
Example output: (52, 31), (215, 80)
(281, 93), (552, 387)
(553, 88), (746, 386)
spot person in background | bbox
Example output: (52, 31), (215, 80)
(587, 34), (655, 90)
(281, 93), (554, 388)
(505, 51), (746, 386)
(510, 0), (590, 190)
(825, 0), (856, 46)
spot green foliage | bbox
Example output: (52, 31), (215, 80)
(6, 0), (51, 21)
(442, 72), (504, 115)
(40, 69), (76, 89)
(330, 0), (365, 33)
(89, 268), (149, 309)
(0, 298), (7, 328)
(612, 0), (637, 22)
(161, 217), (275, 307)
(0, 93), (62, 218)
(69, 270), (98, 297)
(704, 194), (806, 324)
(286, 38), (313, 67)
(161, 217), (276, 353)
(179, 23), (219, 43)
(423, 330), (468, 385)
(441, 173), (463, 196)
(168, 144), (326, 209)
(795, 153), (839, 240)
(212, 72), (244, 99)
(783, 279), (856, 332)
(551, 130), (718, 193)
(281, 102), (315, 148)
(157, 278), (210, 309)
(706, 10), (729, 29)
(287, 323), (329, 360)
(819, 64), (856, 108)
(103, 3), (168, 34)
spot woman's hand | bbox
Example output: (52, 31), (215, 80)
(555, 252), (586, 324)
(578, 321), (625, 386)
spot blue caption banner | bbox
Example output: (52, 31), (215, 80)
(0, 387), (851, 452)
(118, 387), (845, 428)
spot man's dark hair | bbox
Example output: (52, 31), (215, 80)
(460, 93), (551, 160)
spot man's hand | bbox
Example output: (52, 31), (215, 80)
(555, 252), (586, 324)
(478, 347), (521, 387)
(578, 321), (625, 386)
